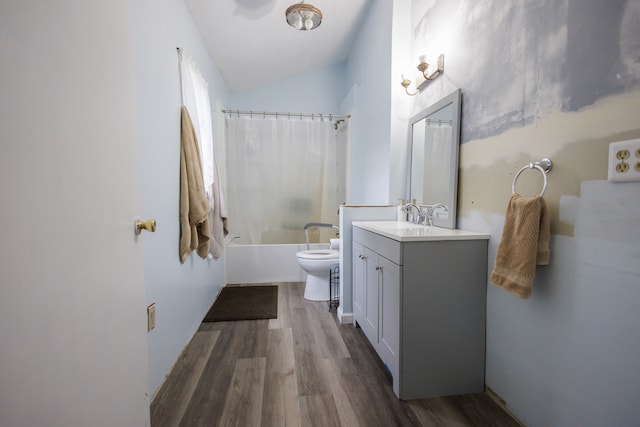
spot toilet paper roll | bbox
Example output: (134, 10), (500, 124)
(329, 238), (340, 250)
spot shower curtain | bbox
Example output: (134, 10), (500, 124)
(422, 122), (453, 204)
(225, 116), (341, 244)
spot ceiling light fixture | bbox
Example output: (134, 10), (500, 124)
(401, 54), (445, 96)
(286, 1), (322, 31)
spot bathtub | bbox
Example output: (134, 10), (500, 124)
(225, 242), (330, 284)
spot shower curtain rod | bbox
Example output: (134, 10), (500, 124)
(425, 118), (452, 125)
(222, 109), (350, 120)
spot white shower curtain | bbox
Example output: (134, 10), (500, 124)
(422, 122), (453, 204)
(225, 116), (341, 244)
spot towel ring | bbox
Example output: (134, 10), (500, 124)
(512, 158), (553, 197)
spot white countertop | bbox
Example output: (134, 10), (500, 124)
(352, 221), (490, 242)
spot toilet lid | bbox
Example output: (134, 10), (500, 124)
(296, 249), (339, 260)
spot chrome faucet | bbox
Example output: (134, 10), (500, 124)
(401, 202), (422, 223)
(426, 204), (449, 226)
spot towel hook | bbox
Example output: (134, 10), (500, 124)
(512, 158), (553, 197)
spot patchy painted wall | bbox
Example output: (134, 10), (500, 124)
(407, 1), (640, 426)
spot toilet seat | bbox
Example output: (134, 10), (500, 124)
(296, 248), (339, 301)
(296, 249), (339, 260)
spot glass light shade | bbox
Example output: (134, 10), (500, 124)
(286, 2), (322, 31)
(304, 17), (313, 30)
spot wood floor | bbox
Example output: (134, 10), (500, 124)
(151, 282), (521, 427)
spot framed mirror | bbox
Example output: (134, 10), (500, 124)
(406, 89), (462, 229)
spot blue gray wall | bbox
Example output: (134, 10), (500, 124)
(344, 0), (395, 204)
(227, 62), (347, 113)
(131, 0), (230, 398)
(402, 1), (640, 425)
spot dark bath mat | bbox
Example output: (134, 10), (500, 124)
(203, 285), (278, 322)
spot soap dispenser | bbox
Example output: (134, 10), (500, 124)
(397, 199), (407, 221)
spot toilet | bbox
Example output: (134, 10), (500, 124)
(296, 238), (340, 301)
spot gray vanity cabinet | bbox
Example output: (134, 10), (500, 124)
(353, 239), (400, 381)
(353, 242), (380, 343)
(352, 225), (487, 400)
(352, 241), (366, 329)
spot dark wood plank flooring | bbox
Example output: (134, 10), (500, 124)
(151, 282), (521, 427)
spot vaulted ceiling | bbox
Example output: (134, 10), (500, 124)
(185, 0), (372, 92)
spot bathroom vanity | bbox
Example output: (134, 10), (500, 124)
(352, 221), (489, 400)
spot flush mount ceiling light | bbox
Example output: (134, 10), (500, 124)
(286, 1), (322, 31)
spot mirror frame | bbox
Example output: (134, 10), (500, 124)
(405, 89), (462, 229)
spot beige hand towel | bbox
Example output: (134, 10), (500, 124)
(179, 106), (211, 263)
(491, 194), (550, 298)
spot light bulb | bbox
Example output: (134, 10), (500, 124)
(304, 17), (313, 30)
(295, 14), (303, 30)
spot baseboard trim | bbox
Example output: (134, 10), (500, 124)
(337, 307), (353, 324)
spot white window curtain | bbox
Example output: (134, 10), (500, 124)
(178, 49), (214, 202)
(225, 116), (342, 244)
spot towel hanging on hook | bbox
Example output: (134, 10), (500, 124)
(512, 158), (553, 197)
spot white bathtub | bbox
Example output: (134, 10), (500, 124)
(224, 243), (330, 284)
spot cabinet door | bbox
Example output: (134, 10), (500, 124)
(379, 255), (400, 378)
(361, 247), (379, 343)
(352, 241), (366, 323)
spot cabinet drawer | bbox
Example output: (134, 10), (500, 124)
(353, 226), (402, 265)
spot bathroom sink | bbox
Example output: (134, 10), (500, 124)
(352, 221), (489, 242)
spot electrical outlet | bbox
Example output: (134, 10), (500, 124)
(608, 138), (640, 182)
(147, 303), (156, 331)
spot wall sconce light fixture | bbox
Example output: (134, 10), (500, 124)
(400, 54), (444, 96)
